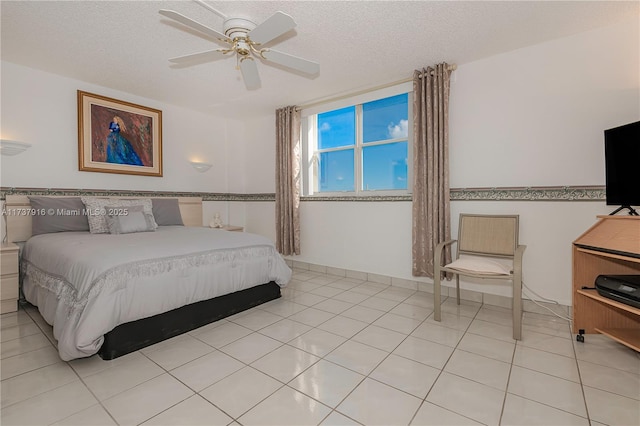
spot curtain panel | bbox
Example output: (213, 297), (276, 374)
(275, 106), (301, 255)
(412, 64), (453, 277)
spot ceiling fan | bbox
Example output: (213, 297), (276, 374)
(159, 0), (320, 90)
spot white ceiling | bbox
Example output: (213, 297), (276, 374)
(1, 1), (638, 118)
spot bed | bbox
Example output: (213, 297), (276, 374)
(5, 195), (291, 361)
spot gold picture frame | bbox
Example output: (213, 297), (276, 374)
(78, 90), (163, 177)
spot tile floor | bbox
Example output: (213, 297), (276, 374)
(1, 268), (639, 425)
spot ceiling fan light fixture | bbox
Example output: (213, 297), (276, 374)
(223, 17), (256, 39)
(234, 39), (252, 56)
(160, 5), (319, 90)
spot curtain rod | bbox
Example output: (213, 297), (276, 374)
(296, 63), (457, 111)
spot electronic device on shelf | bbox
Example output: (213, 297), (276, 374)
(604, 120), (640, 216)
(595, 274), (640, 309)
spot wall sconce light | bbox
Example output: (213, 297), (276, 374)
(190, 161), (212, 173)
(1, 139), (31, 156)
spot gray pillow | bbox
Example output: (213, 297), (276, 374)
(152, 198), (184, 226)
(105, 206), (156, 234)
(28, 196), (90, 235)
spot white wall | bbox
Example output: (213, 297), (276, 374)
(449, 17), (639, 188)
(242, 115), (277, 193)
(244, 201), (277, 242)
(222, 115), (277, 236)
(0, 61), (230, 195)
(0, 62), (270, 235)
(297, 201), (414, 275)
(242, 18), (639, 306)
(0, 61), (247, 234)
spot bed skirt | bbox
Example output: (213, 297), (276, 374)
(98, 281), (281, 360)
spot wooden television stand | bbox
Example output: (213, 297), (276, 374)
(572, 215), (640, 352)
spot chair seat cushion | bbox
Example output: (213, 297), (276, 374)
(445, 256), (512, 276)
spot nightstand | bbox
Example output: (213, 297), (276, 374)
(222, 225), (244, 232)
(1, 242), (19, 314)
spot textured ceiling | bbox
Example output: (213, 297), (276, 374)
(1, 1), (638, 118)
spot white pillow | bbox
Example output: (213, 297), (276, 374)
(81, 197), (157, 234)
(105, 206), (156, 234)
(445, 257), (512, 276)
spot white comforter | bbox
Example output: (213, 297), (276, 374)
(21, 226), (291, 360)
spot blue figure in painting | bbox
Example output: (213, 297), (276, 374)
(106, 116), (143, 166)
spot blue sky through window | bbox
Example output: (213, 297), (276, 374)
(316, 93), (408, 192)
(318, 106), (355, 149)
(363, 142), (408, 190)
(363, 93), (409, 142)
(319, 150), (354, 192)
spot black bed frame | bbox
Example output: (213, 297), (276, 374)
(98, 281), (281, 360)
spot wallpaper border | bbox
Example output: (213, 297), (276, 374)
(451, 185), (605, 202)
(301, 186), (605, 202)
(0, 187), (274, 202)
(0, 185), (605, 202)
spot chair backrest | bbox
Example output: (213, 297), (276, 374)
(457, 214), (519, 258)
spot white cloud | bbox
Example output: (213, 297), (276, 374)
(320, 122), (331, 132)
(387, 119), (408, 139)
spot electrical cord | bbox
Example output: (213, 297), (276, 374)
(521, 281), (573, 323)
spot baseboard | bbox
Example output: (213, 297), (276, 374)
(285, 259), (571, 317)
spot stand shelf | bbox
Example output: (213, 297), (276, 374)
(594, 328), (640, 352)
(572, 216), (640, 352)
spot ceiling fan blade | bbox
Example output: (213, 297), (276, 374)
(248, 11), (296, 45)
(261, 49), (319, 75)
(159, 9), (228, 42)
(169, 49), (229, 64)
(239, 58), (261, 90)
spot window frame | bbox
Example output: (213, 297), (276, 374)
(301, 82), (413, 197)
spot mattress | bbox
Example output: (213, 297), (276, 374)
(21, 226), (291, 360)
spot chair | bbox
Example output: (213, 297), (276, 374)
(434, 214), (526, 340)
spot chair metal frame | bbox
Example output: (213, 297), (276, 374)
(434, 214), (526, 340)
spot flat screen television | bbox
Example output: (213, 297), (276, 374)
(604, 120), (640, 215)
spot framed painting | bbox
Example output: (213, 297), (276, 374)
(78, 90), (162, 177)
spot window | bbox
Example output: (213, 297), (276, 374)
(302, 85), (412, 196)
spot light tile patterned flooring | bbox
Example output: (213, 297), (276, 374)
(1, 268), (639, 425)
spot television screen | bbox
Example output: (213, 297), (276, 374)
(604, 120), (640, 207)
